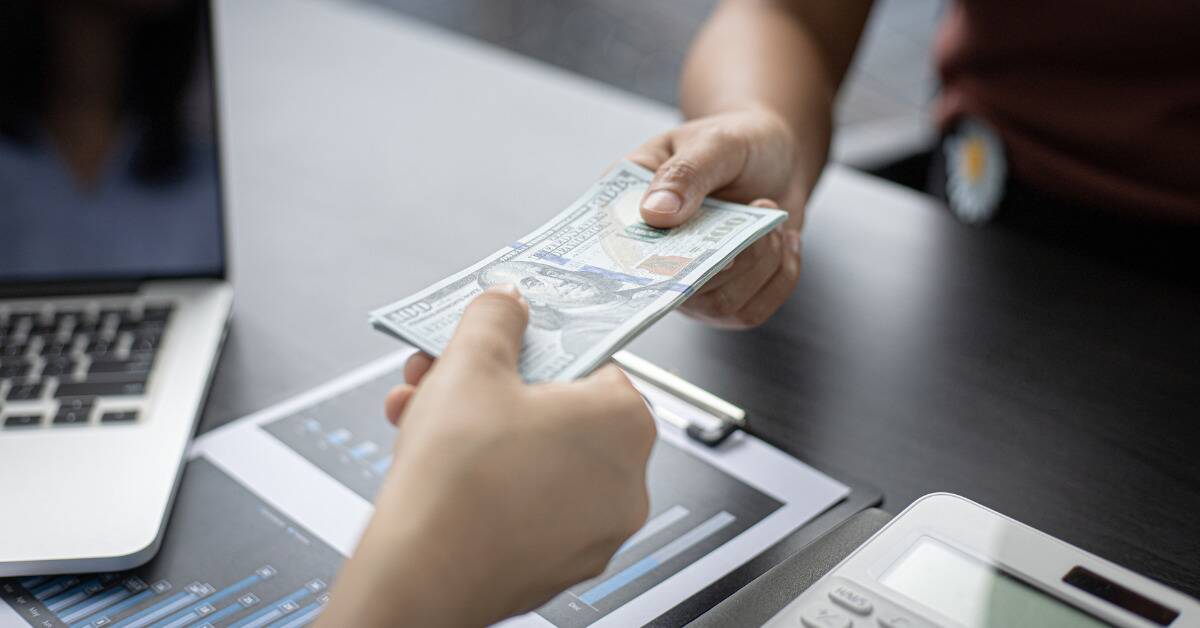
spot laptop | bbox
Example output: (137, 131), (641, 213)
(0, 0), (232, 575)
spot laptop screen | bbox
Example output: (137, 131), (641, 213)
(0, 0), (225, 285)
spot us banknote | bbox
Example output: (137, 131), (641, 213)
(369, 160), (787, 382)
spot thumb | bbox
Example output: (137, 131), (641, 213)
(639, 135), (745, 229)
(442, 284), (530, 372)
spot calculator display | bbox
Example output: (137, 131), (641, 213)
(881, 538), (1113, 627)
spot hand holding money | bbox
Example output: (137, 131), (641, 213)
(370, 161), (787, 382)
(628, 108), (807, 327)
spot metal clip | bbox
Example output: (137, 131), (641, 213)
(610, 351), (746, 447)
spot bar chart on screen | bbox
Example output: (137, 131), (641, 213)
(261, 372), (399, 500)
(535, 441), (783, 628)
(0, 460), (342, 628)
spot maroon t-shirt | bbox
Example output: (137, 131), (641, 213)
(935, 0), (1200, 221)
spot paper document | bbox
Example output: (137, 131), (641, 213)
(1, 353), (848, 628)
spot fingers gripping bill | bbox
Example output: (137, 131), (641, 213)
(368, 161), (786, 382)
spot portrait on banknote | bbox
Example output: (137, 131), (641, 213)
(477, 260), (670, 354)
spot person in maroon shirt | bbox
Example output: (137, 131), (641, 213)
(629, 0), (1199, 329)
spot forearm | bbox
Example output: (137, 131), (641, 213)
(681, 0), (872, 196)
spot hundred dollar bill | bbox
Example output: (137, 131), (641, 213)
(369, 160), (787, 382)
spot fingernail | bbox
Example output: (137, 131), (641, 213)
(642, 190), (682, 215)
(485, 283), (527, 308)
(784, 230), (802, 254)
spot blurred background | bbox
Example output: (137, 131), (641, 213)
(358, 0), (944, 173)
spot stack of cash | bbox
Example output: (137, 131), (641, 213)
(369, 160), (786, 382)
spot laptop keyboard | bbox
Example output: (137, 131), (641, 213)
(0, 302), (173, 429)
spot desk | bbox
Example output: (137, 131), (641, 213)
(204, 0), (1200, 600)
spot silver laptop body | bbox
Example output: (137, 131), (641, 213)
(0, 0), (233, 576)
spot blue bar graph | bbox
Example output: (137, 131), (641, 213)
(370, 454), (393, 475)
(190, 601), (246, 627)
(61, 585), (135, 625)
(326, 429), (351, 445)
(2, 461), (343, 628)
(348, 441), (378, 459)
(267, 600), (324, 628)
(579, 557), (658, 605)
(111, 590), (197, 628)
(32, 576), (80, 600)
(72, 587), (157, 628)
(19, 577), (48, 590)
(45, 578), (104, 612)
(579, 511), (736, 606)
(229, 586), (312, 628)
(36, 567), (322, 628)
(148, 572), (264, 628)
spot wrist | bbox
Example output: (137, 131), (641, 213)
(322, 470), (502, 627)
(689, 100), (798, 144)
(732, 102), (824, 210)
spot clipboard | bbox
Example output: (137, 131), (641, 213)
(609, 351), (885, 626)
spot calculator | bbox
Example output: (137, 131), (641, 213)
(763, 493), (1197, 628)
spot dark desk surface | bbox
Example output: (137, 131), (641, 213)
(204, 0), (1200, 601)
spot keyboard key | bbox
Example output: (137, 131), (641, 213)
(0, 361), (31, 377)
(53, 310), (83, 324)
(54, 406), (92, 425)
(115, 309), (139, 326)
(89, 356), (153, 375)
(59, 397), (96, 412)
(28, 323), (59, 337)
(135, 320), (168, 333)
(3, 415), (42, 429)
(129, 332), (163, 353)
(56, 378), (146, 398)
(7, 313), (34, 329)
(72, 322), (99, 337)
(85, 338), (116, 355)
(99, 308), (132, 320)
(101, 410), (139, 424)
(6, 383), (44, 401)
(25, 335), (60, 351)
(40, 341), (73, 357)
(142, 306), (173, 322)
(1, 344), (28, 358)
(41, 357), (77, 377)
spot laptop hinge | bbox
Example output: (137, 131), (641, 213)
(0, 280), (142, 299)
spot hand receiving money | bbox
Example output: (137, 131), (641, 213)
(369, 161), (786, 382)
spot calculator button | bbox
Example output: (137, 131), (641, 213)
(878, 616), (916, 628)
(829, 585), (874, 615)
(801, 606), (853, 628)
